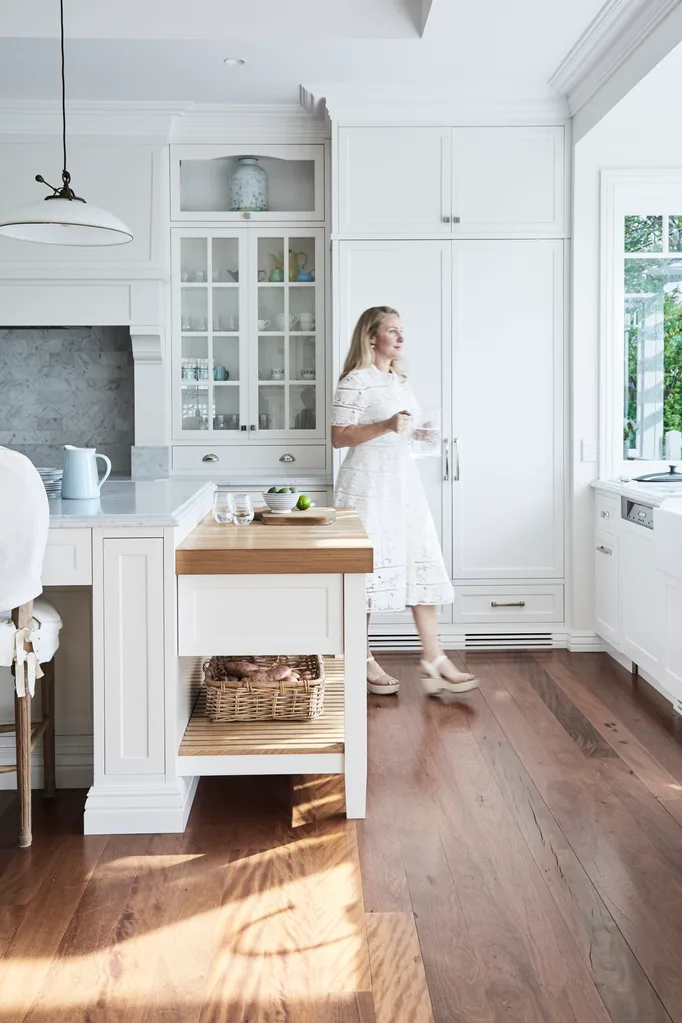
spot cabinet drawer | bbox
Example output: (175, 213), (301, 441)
(178, 574), (343, 656)
(453, 585), (564, 624)
(42, 528), (92, 585)
(595, 493), (620, 532)
(172, 445), (326, 474)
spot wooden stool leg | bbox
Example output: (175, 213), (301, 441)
(41, 659), (56, 798)
(15, 690), (32, 848)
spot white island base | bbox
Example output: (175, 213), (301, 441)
(67, 488), (372, 835)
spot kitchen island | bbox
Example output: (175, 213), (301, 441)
(37, 481), (372, 833)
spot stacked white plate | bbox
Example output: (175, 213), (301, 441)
(37, 467), (63, 499)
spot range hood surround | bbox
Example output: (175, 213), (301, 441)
(0, 276), (169, 473)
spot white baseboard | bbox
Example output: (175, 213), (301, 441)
(83, 775), (199, 835)
(566, 630), (606, 652)
(0, 733), (93, 790)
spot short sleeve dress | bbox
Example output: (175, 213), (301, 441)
(331, 365), (454, 614)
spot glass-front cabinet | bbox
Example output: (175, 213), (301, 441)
(172, 228), (325, 440)
(170, 145), (325, 223)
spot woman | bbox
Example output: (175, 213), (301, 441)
(331, 306), (477, 697)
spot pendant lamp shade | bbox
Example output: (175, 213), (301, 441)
(0, 0), (133, 247)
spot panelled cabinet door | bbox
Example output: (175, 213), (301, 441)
(451, 240), (564, 580)
(102, 538), (165, 776)
(336, 238), (452, 625)
(594, 529), (620, 647)
(336, 127), (451, 235)
(621, 531), (663, 676)
(451, 127), (566, 237)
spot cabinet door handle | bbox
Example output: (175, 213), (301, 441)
(250, 424), (256, 431)
(452, 438), (460, 481)
(279, 453), (295, 463)
(452, 216), (461, 224)
(596, 545), (612, 555)
(444, 438), (449, 481)
(202, 453), (219, 462)
(600, 510), (610, 518)
(491, 601), (526, 608)
(442, 216), (451, 224)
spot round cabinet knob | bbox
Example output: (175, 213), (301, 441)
(202, 453), (219, 462)
(243, 211), (251, 220)
(279, 453), (295, 463)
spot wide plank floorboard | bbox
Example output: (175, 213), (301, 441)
(1, 651), (682, 1021)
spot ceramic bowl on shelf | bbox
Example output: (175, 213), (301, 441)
(262, 489), (299, 513)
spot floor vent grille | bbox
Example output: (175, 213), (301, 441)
(464, 632), (554, 650)
(675, 698), (682, 717)
(369, 634), (421, 652)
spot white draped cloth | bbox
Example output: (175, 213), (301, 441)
(0, 447), (51, 694)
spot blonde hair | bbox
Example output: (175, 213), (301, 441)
(340, 306), (405, 379)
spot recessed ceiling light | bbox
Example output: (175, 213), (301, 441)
(224, 57), (246, 67)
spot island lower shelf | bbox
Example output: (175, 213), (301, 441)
(177, 658), (346, 776)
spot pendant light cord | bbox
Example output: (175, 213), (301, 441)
(60, 0), (67, 177)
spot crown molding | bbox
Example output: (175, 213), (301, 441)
(0, 101), (328, 143)
(549, 0), (682, 116)
(300, 84), (569, 125)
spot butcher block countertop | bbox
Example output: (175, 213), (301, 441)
(175, 508), (373, 575)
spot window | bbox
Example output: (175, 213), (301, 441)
(622, 214), (682, 462)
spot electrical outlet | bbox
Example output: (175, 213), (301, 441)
(581, 440), (597, 463)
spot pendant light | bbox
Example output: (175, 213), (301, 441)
(0, 0), (133, 246)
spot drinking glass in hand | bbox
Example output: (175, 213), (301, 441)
(212, 491), (235, 524)
(232, 493), (254, 526)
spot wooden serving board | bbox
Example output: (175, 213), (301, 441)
(255, 506), (337, 526)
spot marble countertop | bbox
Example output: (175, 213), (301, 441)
(48, 480), (215, 527)
(591, 478), (682, 507)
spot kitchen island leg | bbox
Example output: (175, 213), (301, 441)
(343, 573), (367, 818)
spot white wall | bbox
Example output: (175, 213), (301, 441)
(571, 43), (682, 636)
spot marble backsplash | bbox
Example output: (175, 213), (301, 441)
(0, 326), (134, 474)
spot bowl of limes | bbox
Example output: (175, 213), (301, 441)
(263, 486), (300, 513)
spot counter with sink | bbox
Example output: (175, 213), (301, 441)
(591, 480), (682, 713)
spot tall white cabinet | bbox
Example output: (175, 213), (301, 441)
(333, 123), (567, 643)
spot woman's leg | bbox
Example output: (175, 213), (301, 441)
(366, 613), (400, 689)
(410, 604), (476, 684)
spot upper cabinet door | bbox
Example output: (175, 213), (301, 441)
(170, 145), (326, 223)
(451, 127), (566, 237)
(336, 127), (451, 235)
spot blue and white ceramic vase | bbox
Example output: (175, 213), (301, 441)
(229, 156), (269, 212)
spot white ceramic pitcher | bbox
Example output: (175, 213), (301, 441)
(61, 445), (112, 500)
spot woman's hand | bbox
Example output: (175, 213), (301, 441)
(386, 410), (411, 435)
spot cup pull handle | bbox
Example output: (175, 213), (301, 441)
(596, 545), (612, 555)
(202, 453), (219, 462)
(279, 454), (295, 463)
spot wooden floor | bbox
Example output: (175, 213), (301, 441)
(1, 650), (682, 1022)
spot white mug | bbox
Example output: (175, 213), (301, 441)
(299, 315), (315, 330)
(257, 319), (271, 331)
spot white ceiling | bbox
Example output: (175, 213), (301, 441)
(0, 0), (608, 106)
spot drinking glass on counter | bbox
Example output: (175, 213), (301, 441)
(212, 491), (235, 524)
(232, 493), (254, 526)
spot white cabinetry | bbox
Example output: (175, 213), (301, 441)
(336, 239), (452, 623)
(101, 538), (166, 777)
(172, 228), (325, 444)
(336, 238), (564, 622)
(451, 240), (564, 580)
(336, 126), (565, 237)
(620, 525), (663, 676)
(171, 144), (325, 223)
(594, 529), (620, 647)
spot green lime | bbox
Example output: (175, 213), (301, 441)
(289, 487), (297, 493)
(297, 494), (311, 510)
(278, 487), (289, 493)
(267, 486), (278, 493)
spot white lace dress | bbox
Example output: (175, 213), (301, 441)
(332, 365), (454, 613)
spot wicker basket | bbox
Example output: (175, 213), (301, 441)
(202, 654), (325, 723)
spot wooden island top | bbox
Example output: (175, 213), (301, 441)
(175, 507), (373, 575)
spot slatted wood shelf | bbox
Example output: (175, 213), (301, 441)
(179, 657), (345, 758)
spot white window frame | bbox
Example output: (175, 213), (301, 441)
(600, 170), (682, 479)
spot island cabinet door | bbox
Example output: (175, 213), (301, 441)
(102, 538), (166, 776)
